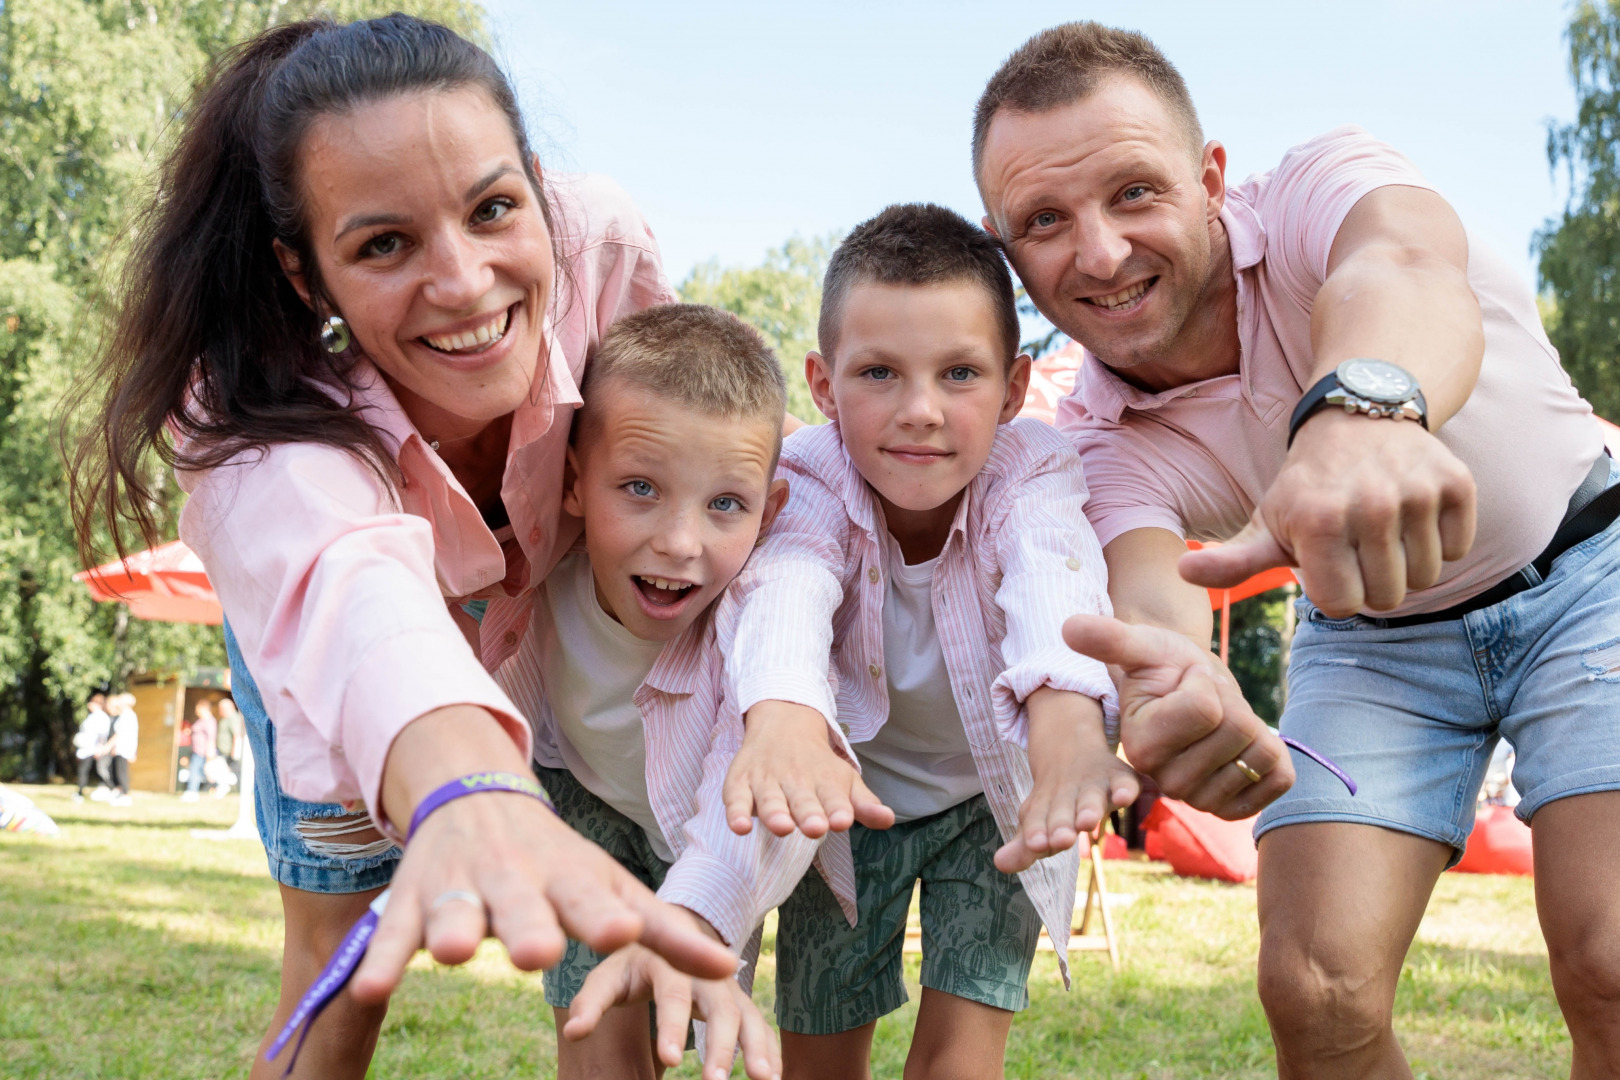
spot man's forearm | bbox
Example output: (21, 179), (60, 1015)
(1104, 528), (1215, 648)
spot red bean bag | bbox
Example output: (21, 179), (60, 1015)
(1102, 832), (1128, 860)
(1450, 805), (1534, 876)
(1143, 798), (1259, 883)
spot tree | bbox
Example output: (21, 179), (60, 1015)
(678, 235), (838, 423)
(0, 0), (486, 781)
(1537, 0), (1620, 421)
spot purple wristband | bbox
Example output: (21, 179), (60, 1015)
(1280, 736), (1358, 796)
(266, 891), (388, 1075)
(406, 770), (557, 842)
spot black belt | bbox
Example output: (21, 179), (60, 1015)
(1380, 452), (1618, 628)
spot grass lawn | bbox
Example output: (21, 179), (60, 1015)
(1, 784), (1569, 1079)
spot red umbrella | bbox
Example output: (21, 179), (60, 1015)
(74, 540), (222, 625)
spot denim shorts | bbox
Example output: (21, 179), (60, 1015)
(225, 621), (400, 893)
(773, 793), (1041, 1035)
(1256, 458), (1620, 864)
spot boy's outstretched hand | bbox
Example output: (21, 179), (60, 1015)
(722, 700), (895, 838)
(995, 687), (1139, 874)
(1062, 614), (1294, 819)
(565, 929), (781, 1080)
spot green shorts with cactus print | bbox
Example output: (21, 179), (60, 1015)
(774, 793), (1042, 1034)
(533, 765), (672, 1009)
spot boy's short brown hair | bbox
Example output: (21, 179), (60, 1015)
(576, 303), (786, 447)
(818, 203), (1020, 366)
(972, 22), (1203, 184)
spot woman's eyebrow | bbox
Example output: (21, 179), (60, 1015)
(336, 212), (410, 241)
(464, 163), (518, 202)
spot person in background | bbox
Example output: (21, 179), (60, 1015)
(217, 697), (244, 793)
(183, 699), (219, 803)
(107, 694), (139, 808)
(72, 692), (112, 802)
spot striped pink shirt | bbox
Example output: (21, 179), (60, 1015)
(722, 418), (1117, 985)
(177, 174), (677, 818)
(494, 567), (821, 951)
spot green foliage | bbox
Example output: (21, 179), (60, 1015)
(1212, 587), (1293, 726)
(0, 0), (487, 781)
(1537, 0), (1620, 421)
(677, 235), (839, 423)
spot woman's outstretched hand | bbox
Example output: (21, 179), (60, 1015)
(1061, 615), (1295, 819)
(349, 706), (736, 1003)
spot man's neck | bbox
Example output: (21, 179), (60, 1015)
(1109, 219), (1243, 394)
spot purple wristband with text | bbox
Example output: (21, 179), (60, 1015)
(407, 769), (558, 841)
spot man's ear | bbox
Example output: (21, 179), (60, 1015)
(1201, 141), (1229, 225)
(805, 351), (837, 422)
(561, 444), (585, 518)
(999, 352), (1033, 424)
(758, 476), (790, 536)
(272, 239), (315, 311)
(981, 214), (1002, 241)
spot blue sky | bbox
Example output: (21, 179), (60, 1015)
(482, 1), (1575, 291)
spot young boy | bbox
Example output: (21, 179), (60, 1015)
(719, 204), (1136, 1078)
(495, 303), (812, 1080)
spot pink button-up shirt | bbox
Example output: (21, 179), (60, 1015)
(177, 174), (677, 817)
(494, 563), (821, 951)
(1057, 127), (1602, 616)
(722, 419), (1117, 985)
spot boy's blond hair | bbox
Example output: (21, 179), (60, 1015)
(576, 303), (786, 447)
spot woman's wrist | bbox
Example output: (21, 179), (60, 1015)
(379, 704), (533, 835)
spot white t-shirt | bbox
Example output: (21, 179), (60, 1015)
(74, 708), (110, 759)
(855, 538), (983, 823)
(536, 552), (672, 861)
(112, 710), (139, 762)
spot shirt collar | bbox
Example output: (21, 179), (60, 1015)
(640, 613), (714, 697)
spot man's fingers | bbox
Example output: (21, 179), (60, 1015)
(622, 890), (736, 982)
(1401, 510), (1444, 592)
(1437, 465), (1478, 562)
(1292, 526), (1365, 619)
(653, 972), (694, 1069)
(1121, 663), (1225, 774)
(1178, 518), (1292, 590)
(850, 775), (896, 831)
(1347, 485), (1407, 612)
(351, 892), (421, 1004)
(1062, 614), (1164, 673)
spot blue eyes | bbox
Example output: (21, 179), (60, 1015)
(1121, 185), (1149, 201)
(865, 366), (894, 382)
(627, 480), (654, 497)
(1033, 211), (1059, 228)
(710, 496), (742, 513)
(623, 481), (745, 513)
(946, 367), (974, 382)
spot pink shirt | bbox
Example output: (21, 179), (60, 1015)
(1058, 127), (1604, 616)
(190, 713), (217, 760)
(495, 554), (821, 951)
(723, 419), (1117, 986)
(178, 174), (677, 816)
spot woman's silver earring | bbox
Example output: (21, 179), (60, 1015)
(320, 315), (352, 355)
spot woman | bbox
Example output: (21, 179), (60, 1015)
(70, 16), (735, 1078)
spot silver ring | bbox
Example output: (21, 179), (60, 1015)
(1233, 758), (1264, 785)
(430, 889), (483, 914)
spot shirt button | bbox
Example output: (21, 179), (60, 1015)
(868, 567), (879, 584)
(1065, 556), (1081, 571)
(503, 630), (518, 646)
(868, 663), (882, 678)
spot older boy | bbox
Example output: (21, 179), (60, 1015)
(495, 304), (812, 1080)
(721, 204), (1134, 1079)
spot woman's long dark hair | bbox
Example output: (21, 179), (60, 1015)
(67, 14), (558, 565)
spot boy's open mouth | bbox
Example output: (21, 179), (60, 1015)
(420, 304), (516, 356)
(633, 574), (697, 608)
(1082, 276), (1157, 314)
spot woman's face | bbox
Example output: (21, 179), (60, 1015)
(286, 87), (555, 439)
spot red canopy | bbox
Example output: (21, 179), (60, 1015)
(74, 540), (222, 625)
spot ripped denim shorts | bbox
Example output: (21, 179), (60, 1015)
(225, 621), (400, 893)
(1257, 456), (1620, 863)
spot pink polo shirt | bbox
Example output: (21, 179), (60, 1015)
(1056, 127), (1604, 617)
(177, 173), (677, 816)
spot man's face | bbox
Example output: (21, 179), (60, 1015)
(979, 76), (1226, 375)
(564, 383), (787, 643)
(809, 281), (1030, 520)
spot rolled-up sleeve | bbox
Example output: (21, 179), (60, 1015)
(988, 443), (1119, 746)
(179, 443), (528, 822)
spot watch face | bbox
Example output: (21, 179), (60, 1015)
(1336, 359), (1416, 404)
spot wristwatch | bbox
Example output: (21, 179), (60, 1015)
(1287, 359), (1428, 448)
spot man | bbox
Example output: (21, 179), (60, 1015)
(974, 22), (1620, 1079)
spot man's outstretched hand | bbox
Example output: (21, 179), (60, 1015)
(1062, 614), (1293, 819)
(1178, 411), (1476, 618)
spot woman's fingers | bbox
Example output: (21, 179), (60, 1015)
(351, 887), (421, 1004)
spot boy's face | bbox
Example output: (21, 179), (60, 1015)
(808, 281), (1030, 517)
(564, 382), (788, 643)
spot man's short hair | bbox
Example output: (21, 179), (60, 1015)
(818, 203), (1020, 365)
(576, 303), (786, 445)
(972, 22), (1204, 184)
